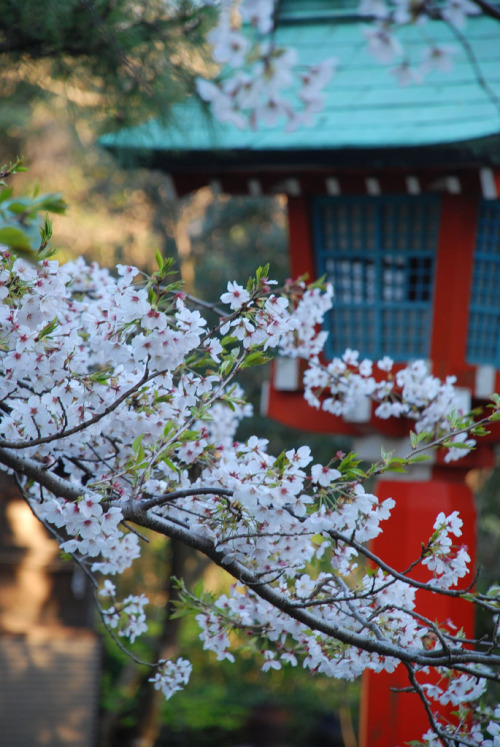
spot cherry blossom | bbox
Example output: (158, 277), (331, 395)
(149, 658), (192, 700)
(0, 246), (499, 746)
(197, 0), (489, 130)
(421, 44), (457, 74)
(442, 0), (481, 28)
(240, 0), (275, 35)
(220, 280), (251, 309)
(363, 22), (404, 63)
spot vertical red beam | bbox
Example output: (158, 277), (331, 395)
(494, 169), (500, 196)
(430, 194), (478, 381)
(287, 196), (316, 280)
(359, 479), (477, 747)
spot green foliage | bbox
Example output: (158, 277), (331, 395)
(34, 317), (59, 341)
(191, 196), (290, 300)
(0, 158), (67, 258)
(162, 611), (358, 745)
(0, 0), (217, 130)
(101, 597), (359, 747)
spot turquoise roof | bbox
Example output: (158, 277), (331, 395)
(101, 11), (500, 159)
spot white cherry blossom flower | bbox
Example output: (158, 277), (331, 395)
(363, 24), (404, 64)
(421, 44), (457, 74)
(311, 464), (342, 487)
(220, 281), (251, 310)
(240, 0), (275, 34)
(441, 0), (481, 28)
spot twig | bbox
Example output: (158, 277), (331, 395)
(0, 360), (151, 450)
(139, 486), (234, 511)
(445, 17), (500, 122)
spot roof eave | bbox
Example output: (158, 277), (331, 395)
(103, 134), (500, 175)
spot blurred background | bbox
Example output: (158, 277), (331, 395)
(1, 2), (499, 745)
(0, 3), (356, 745)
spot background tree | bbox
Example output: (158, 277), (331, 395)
(0, 0), (216, 131)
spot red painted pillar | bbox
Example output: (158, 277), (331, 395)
(287, 196), (316, 280)
(430, 194), (477, 384)
(359, 479), (476, 746)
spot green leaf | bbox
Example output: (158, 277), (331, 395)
(34, 194), (67, 214)
(155, 250), (164, 271)
(169, 605), (193, 620)
(39, 214), (52, 246)
(6, 200), (31, 214)
(162, 421), (176, 437)
(35, 317), (59, 340)
(193, 579), (204, 598)
(161, 457), (177, 472)
(219, 359), (233, 375)
(307, 274), (327, 290)
(0, 187), (13, 203)
(240, 351), (272, 369)
(470, 426), (490, 436)
(409, 430), (429, 449)
(89, 369), (111, 384)
(462, 593), (477, 603)
(338, 452), (362, 471)
(220, 334), (238, 347)
(386, 463), (407, 473)
(255, 263), (270, 285)
(131, 434), (145, 454)
(0, 225), (31, 249)
(441, 440), (471, 450)
(178, 429), (200, 442)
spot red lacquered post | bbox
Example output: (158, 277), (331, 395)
(359, 479), (476, 747)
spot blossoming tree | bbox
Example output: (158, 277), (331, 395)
(197, 0), (500, 132)
(1, 162), (500, 746)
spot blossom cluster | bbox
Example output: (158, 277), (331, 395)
(149, 658), (192, 700)
(103, 594), (149, 644)
(360, 0), (479, 83)
(422, 511), (472, 588)
(198, 0), (483, 128)
(197, 0), (336, 130)
(295, 346), (475, 458)
(421, 701), (500, 747)
(0, 251), (497, 745)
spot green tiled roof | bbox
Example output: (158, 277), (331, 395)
(101, 12), (500, 159)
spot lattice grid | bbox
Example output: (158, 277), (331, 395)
(467, 201), (500, 365)
(313, 195), (440, 360)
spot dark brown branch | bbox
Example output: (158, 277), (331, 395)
(139, 486), (234, 511)
(469, 0), (500, 21)
(0, 447), (84, 501)
(124, 502), (500, 673)
(445, 16), (500, 120)
(328, 527), (476, 599)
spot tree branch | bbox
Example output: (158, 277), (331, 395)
(0, 447), (84, 501)
(139, 486), (234, 511)
(0, 361), (150, 450)
(125, 502), (500, 673)
(469, 0), (500, 22)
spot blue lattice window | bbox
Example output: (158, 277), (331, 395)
(467, 200), (500, 365)
(313, 195), (440, 360)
